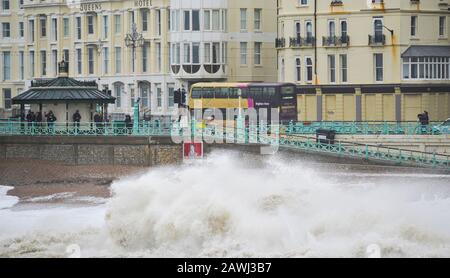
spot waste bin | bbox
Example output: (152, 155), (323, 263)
(316, 129), (336, 145)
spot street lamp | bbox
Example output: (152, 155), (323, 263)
(125, 22), (144, 73)
(125, 22), (144, 132)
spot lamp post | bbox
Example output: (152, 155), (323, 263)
(125, 22), (144, 133)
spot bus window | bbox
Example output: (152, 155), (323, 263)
(202, 88), (214, 99)
(192, 88), (202, 99)
(219, 87), (229, 98)
(230, 88), (239, 98)
(281, 86), (295, 95)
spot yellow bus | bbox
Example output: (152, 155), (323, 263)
(188, 82), (297, 123)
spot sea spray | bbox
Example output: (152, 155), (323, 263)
(104, 152), (450, 257)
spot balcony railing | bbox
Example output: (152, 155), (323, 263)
(368, 34), (386, 45)
(322, 35), (350, 47)
(275, 38), (286, 48)
(289, 36), (316, 48)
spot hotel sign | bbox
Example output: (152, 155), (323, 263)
(78, 0), (152, 12)
(134, 0), (152, 8)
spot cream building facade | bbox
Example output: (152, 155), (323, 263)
(277, 0), (450, 122)
(0, 0), (277, 119)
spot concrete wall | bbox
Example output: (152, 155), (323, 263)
(0, 136), (182, 166)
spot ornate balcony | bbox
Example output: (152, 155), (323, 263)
(368, 34), (386, 46)
(275, 38), (286, 49)
(289, 36), (316, 48)
(322, 36), (350, 47)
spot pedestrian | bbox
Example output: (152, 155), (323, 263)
(36, 111), (43, 132)
(125, 115), (133, 135)
(45, 111), (57, 133)
(26, 111), (34, 133)
(94, 113), (103, 134)
(73, 110), (81, 132)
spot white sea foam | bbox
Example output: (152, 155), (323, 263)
(0, 186), (19, 210)
(0, 153), (449, 258)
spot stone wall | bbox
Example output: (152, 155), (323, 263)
(0, 136), (183, 167)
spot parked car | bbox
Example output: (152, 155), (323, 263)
(432, 118), (450, 134)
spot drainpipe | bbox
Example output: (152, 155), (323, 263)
(314, 0), (317, 84)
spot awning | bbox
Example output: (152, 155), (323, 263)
(401, 45), (450, 58)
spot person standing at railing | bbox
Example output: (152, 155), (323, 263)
(94, 113), (103, 135)
(73, 110), (81, 133)
(26, 111), (35, 134)
(36, 112), (43, 132)
(125, 115), (133, 135)
(45, 111), (57, 133)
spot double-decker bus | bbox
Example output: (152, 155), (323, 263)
(188, 82), (297, 124)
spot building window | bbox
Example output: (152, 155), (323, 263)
(115, 47), (121, 73)
(155, 9), (161, 36)
(204, 43), (211, 63)
(156, 84), (162, 108)
(328, 55), (336, 83)
(328, 20), (335, 38)
(280, 58), (285, 82)
(76, 17), (81, 40)
(168, 84), (174, 108)
(140, 83), (150, 108)
(204, 10), (211, 31)
(3, 89), (11, 109)
(340, 20), (348, 41)
(141, 10), (148, 32)
(403, 57), (449, 80)
(19, 51), (24, 80)
(340, 54), (347, 83)
(142, 42), (149, 73)
(156, 43), (161, 72)
(2, 51), (10, 80)
(254, 9), (262, 31)
(439, 16), (446, 37)
(19, 22), (24, 38)
(103, 47), (109, 74)
(193, 43), (200, 64)
(88, 47), (94, 74)
(212, 10), (220, 31)
(192, 10), (200, 31)
(29, 51), (35, 78)
(306, 57), (313, 83)
(240, 42), (247, 65)
(40, 50), (46, 76)
(240, 9), (247, 30)
(2, 0), (10, 11)
(114, 83), (123, 108)
(221, 10), (227, 31)
(171, 10), (180, 31)
(52, 49), (57, 76)
(76, 48), (82, 75)
(306, 21), (313, 41)
(40, 16), (47, 38)
(254, 42), (262, 65)
(50, 18), (57, 41)
(411, 16), (417, 37)
(295, 21), (301, 39)
(299, 0), (308, 6)
(183, 10), (190, 31)
(114, 15), (121, 34)
(103, 15), (108, 38)
(87, 15), (94, 35)
(28, 20), (35, 42)
(63, 18), (69, 37)
(63, 49), (69, 63)
(295, 57), (301, 82)
(374, 53), (383, 82)
(2, 22), (10, 38)
(373, 18), (383, 43)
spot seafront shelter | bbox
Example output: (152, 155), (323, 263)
(12, 61), (115, 124)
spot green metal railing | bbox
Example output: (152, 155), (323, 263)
(278, 134), (450, 169)
(1, 119), (449, 169)
(284, 121), (444, 135)
(0, 119), (446, 137)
